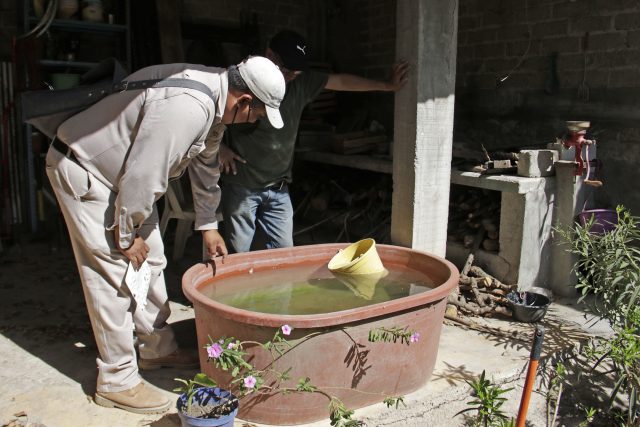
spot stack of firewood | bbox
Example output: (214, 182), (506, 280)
(447, 186), (501, 252)
(446, 254), (517, 319)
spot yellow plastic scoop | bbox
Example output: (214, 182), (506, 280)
(328, 239), (387, 299)
(328, 238), (386, 275)
(332, 270), (388, 300)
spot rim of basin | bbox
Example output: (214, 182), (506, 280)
(182, 243), (460, 328)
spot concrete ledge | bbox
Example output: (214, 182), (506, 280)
(451, 169), (554, 194)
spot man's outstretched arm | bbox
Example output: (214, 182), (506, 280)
(325, 61), (409, 92)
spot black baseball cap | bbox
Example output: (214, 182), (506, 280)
(269, 30), (309, 71)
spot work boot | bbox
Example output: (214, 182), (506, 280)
(138, 348), (200, 370)
(94, 380), (171, 414)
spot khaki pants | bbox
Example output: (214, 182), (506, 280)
(46, 147), (177, 392)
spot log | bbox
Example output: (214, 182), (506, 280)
(482, 239), (500, 252)
(487, 230), (499, 240)
(470, 278), (485, 307)
(463, 234), (475, 248)
(481, 218), (498, 233)
(448, 298), (511, 316)
(461, 253), (475, 276)
(468, 266), (516, 291)
(458, 283), (508, 298)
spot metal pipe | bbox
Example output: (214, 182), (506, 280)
(516, 325), (545, 427)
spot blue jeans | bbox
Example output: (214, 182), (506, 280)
(220, 181), (294, 253)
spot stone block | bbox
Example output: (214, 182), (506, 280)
(517, 149), (559, 177)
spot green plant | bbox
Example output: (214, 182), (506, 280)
(458, 370), (513, 427)
(558, 205), (640, 425)
(578, 406), (597, 427)
(588, 309), (640, 426)
(173, 373), (237, 419)
(176, 324), (418, 424)
(556, 206), (640, 327)
(546, 361), (567, 427)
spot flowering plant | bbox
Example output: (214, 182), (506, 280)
(176, 324), (419, 426)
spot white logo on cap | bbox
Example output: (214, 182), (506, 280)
(296, 45), (306, 55)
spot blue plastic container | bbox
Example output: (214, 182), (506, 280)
(176, 387), (238, 427)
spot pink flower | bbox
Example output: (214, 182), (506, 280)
(410, 332), (420, 343)
(243, 375), (257, 389)
(281, 325), (292, 336)
(207, 343), (223, 358)
(227, 342), (235, 349)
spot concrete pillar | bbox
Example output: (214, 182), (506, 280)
(391, 0), (459, 257)
(550, 161), (593, 296)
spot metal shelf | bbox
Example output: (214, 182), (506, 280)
(29, 17), (127, 33)
(39, 59), (99, 70)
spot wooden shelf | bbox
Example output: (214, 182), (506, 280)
(296, 150), (392, 174)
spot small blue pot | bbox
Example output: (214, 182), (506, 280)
(176, 387), (239, 427)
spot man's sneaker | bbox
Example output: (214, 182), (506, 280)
(94, 380), (171, 414)
(138, 348), (200, 370)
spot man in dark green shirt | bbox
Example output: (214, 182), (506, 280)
(219, 30), (408, 253)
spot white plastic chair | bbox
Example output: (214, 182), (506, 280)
(159, 179), (196, 261)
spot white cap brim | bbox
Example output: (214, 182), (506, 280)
(266, 105), (284, 129)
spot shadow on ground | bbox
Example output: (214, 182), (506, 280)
(0, 229), (204, 397)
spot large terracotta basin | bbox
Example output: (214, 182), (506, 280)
(182, 243), (459, 425)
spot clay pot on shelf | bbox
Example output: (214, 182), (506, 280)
(58, 0), (79, 19)
(82, 0), (104, 22)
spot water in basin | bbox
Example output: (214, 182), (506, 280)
(200, 263), (435, 315)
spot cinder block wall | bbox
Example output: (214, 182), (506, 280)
(181, 0), (313, 54)
(325, 0), (397, 133)
(181, 0), (399, 134)
(456, 0), (640, 213)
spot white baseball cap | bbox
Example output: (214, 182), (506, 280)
(237, 56), (286, 129)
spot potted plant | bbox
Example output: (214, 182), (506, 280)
(174, 373), (238, 427)
(176, 324), (419, 426)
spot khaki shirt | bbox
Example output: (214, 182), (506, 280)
(57, 64), (228, 248)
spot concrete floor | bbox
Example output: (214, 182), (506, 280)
(0, 239), (612, 427)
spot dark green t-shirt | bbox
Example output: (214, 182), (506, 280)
(222, 70), (329, 189)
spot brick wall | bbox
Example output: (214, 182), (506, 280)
(456, 0), (640, 214)
(181, 0), (397, 78)
(181, 0), (312, 54)
(180, 0), (399, 134)
(458, 0), (640, 93)
(325, 0), (397, 133)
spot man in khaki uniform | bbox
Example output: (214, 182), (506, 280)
(46, 56), (285, 414)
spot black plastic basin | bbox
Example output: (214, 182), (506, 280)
(507, 291), (550, 323)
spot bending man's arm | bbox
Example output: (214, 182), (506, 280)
(189, 123), (228, 260)
(325, 61), (409, 92)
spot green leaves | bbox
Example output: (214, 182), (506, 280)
(556, 206), (640, 328)
(463, 370), (513, 426)
(383, 396), (406, 409)
(173, 373), (218, 412)
(328, 397), (364, 427)
(368, 326), (415, 345)
(296, 377), (318, 393)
